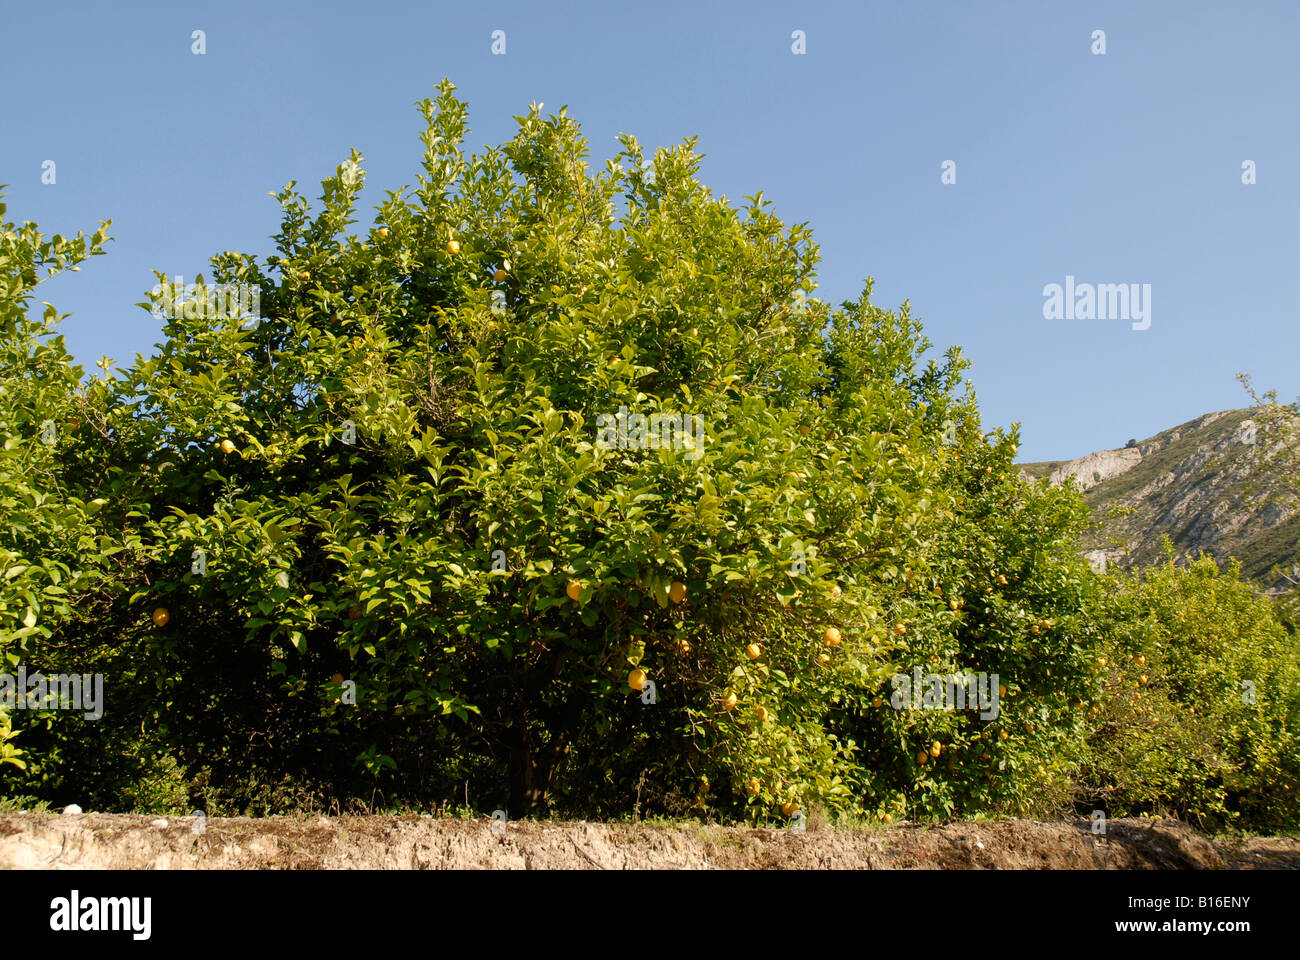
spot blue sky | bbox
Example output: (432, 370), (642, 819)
(4, 0), (1296, 462)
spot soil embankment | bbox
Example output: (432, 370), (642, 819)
(2, 813), (1297, 869)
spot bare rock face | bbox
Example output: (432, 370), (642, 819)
(1083, 550), (1108, 574)
(1043, 411), (1246, 492)
(1047, 446), (1144, 491)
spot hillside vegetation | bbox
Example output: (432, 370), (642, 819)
(1021, 408), (1300, 589)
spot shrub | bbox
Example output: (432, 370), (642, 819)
(1079, 552), (1300, 831)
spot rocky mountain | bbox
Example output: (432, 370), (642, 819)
(1019, 408), (1300, 590)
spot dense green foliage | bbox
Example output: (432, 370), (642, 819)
(1080, 553), (1300, 831)
(1, 85), (1297, 830)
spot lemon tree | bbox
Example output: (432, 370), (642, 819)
(74, 82), (978, 817)
(0, 196), (188, 807)
(0, 196), (108, 784)
(1080, 552), (1300, 830)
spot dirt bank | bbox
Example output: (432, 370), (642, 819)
(1, 813), (1296, 870)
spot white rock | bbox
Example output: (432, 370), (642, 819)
(61, 804), (83, 816)
(975, 841), (985, 849)
(149, 818), (169, 828)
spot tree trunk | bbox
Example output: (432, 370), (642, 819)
(503, 654), (582, 819)
(506, 721), (565, 819)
